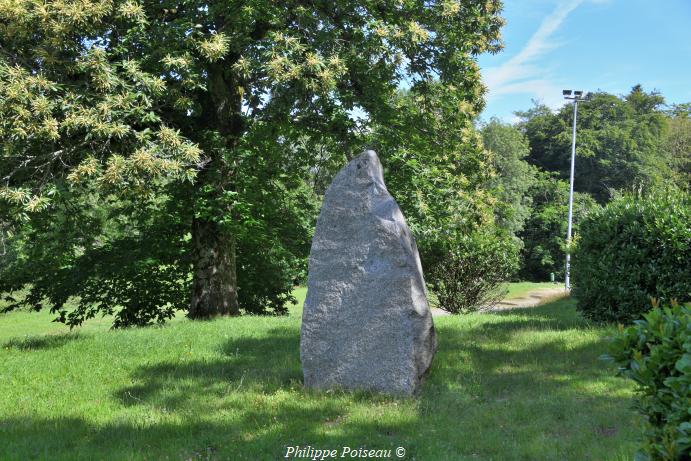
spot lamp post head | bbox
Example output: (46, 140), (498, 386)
(564, 89), (589, 101)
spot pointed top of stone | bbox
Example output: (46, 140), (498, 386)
(353, 149), (384, 182)
(328, 149), (387, 197)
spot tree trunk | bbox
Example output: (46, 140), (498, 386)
(187, 62), (243, 319)
(188, 217), (239, 318)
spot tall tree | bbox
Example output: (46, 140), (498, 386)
(663, 103), (691, 187)
(517, 172), (598, 281)
(480, 118), (537, 236)
(517, 86), (671, 203)
(0, 1), (504, 325)
(367, 88), (521, 313)
(369, 86), (497, 255)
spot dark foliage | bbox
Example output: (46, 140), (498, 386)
(517, 86), (672, 204)
(518, 172), (598, 281)
(235, 180), (317, 315)
(0, 189), (191, 328)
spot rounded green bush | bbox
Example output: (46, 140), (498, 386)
(427, 230), (520, 314)
(572, 190), (690, 323)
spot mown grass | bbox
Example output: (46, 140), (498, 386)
(0, 291), (639, 460)
(0, 282), (554, 339)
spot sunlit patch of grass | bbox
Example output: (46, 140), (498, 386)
(502, 281), (562, 299)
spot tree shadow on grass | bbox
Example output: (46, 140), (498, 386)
(2, 332), (85, 351)
(1, 305), (639, 460)
(422, 306), (639, 459)
(431, 302), (616, 393)
(114, 327), (304, 411)
(0, 407), (413, 461)
(491, 299), (587, 320)
(1, 327), (415, 460)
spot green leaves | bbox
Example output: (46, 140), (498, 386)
(428, 230), (520, 314)
(517, 172), (598, 281)
(1, 0), (506, 326)
(517, 87), (674, 203)
(675, 354), (691, 374)
(572, 189), (690, 324)
(481, 118), (538, 236)
(369, 84), (494, 247)
(196, 33), (230, 62)
(605, 302), (691, 460)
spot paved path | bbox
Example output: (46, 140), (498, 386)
(431, 286), (568, 317)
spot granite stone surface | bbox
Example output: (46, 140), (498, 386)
(300, 150), (437, 395)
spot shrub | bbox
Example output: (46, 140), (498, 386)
(427, 230), (519, 314)
(572, 190), (690, 323)
(603, 301), (691, 461)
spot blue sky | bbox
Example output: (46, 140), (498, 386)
(478, 0), (691, 122)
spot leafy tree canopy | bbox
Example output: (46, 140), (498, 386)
(517, 172), (598, 281)
(663, 103), (691, 187)
(480, 118), (537, 237)
(516, 85), (673, 203)
(0, 0), (504, 326)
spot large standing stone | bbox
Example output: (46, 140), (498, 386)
(300, 150), (436, 395)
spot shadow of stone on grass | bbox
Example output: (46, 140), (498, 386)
(0, 401), (418, 461)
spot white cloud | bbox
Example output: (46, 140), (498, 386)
(483, 0), (584, 109)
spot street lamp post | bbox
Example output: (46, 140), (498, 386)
(562, 89), (588, 291)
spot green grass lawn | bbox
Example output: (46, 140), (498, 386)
(0, 290), (640, 460)
(0, 282), (556, 339)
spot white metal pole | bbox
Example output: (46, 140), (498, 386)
(565, 99), (578, 291)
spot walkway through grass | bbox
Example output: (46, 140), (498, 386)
(502, 281), (562, 299)
(0, 296), (639, 460)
